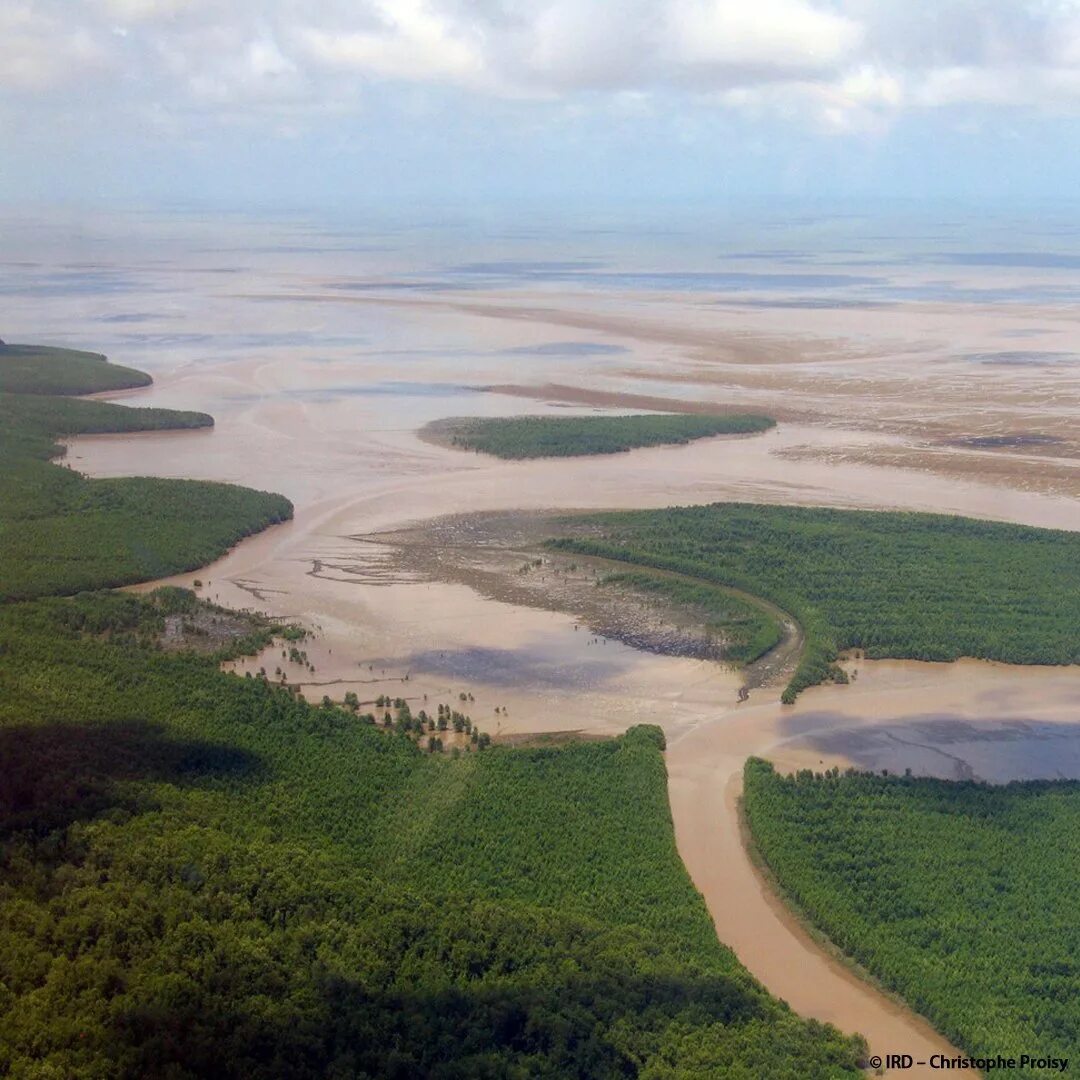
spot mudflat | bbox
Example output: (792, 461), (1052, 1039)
(28, 207), (1080, 1075)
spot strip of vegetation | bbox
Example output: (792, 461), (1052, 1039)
(0, 392), (212, 462)
(0, 342), (153, 395)
(437, 412), (775, 458)
(600, 569), (782, 664)
(0, 349), (290, 600)
(0, 592), (865, 1078)
(1, 392), (212, 443)
(743, 758), (1080, 1076)
(549, 503), (1080, 701)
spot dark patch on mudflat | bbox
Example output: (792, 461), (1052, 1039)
(592, 626), (728, 662)
(935, 251), (1080, 270)
(287, 381), (478, 401)
(719, 298), (892, 310)
(328, 279), (468, 293)
(447, 259), (606, 275)
(507, 342), (629, 357)
(96, 312), (173, 324)
(966, 351), (1076, 366)
(951, 434), (1064, 449)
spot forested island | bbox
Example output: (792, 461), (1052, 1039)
(432, 412), (775, 459)
(549, 503), (1080, 701)
(0, 344), (865, 1077)
(0, 343), (291, 600)
(744, 760), (1080, 1076)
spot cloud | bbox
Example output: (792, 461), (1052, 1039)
(100, 0), (203, 20)
(666, 0), (861, 82)
(7, 0), (1080, 131)
(299, 0), (484, 85)
(0, 5), (111, 92)
(517, 0), (659, 92)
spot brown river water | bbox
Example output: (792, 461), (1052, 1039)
(12, 206), (1079, 1074)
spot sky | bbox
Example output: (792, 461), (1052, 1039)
(5, 1), (1080, 211)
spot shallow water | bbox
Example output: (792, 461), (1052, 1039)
(17, 203), (1080, 1074)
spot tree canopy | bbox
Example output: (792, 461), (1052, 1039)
(744, 759), (1080, 1076)
(549, 503), (1080, 701)
(438, 412), (775, 459)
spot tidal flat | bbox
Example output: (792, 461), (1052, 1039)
(22, 204), (1080, 1075)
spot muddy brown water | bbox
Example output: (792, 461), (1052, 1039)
(56, 275), (1080, 1076)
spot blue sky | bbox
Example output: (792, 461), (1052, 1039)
(6, 1), (1080, 210)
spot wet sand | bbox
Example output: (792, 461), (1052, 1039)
(28, 210), (1080, 1075)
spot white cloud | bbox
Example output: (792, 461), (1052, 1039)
(248, 37), (295, 81)
(841, 65), (902, 107)
(100, 0), (202, 20)
(666, 0), (861, 80)
(8, 0), (1080, 131)
(513, 0), (656, 92)
(0, 5), (111, 92)
(299, 1), (483, 84)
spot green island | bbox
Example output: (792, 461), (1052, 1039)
(0, 343), (291, 600)
(743, 760), (1080, 1076)
(548, 503), (1080, 701)
(435, 412), (775, 459)
(0, 345), (864, 1077)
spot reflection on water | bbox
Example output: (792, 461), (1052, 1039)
(381, 639), (633, 689)
(787, 715), (1080, 783)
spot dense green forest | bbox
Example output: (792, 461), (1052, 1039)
(549, 503), (1080, 701)
(0, 342), (152, 395)
(0, 343), (865, 1074)
(743, 760), (1080, 1076)
(601, 570), (782, 664)
(0, 350), (290, 600)
(0, 591), (865, 1078)
(438, 412), (775, 459)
